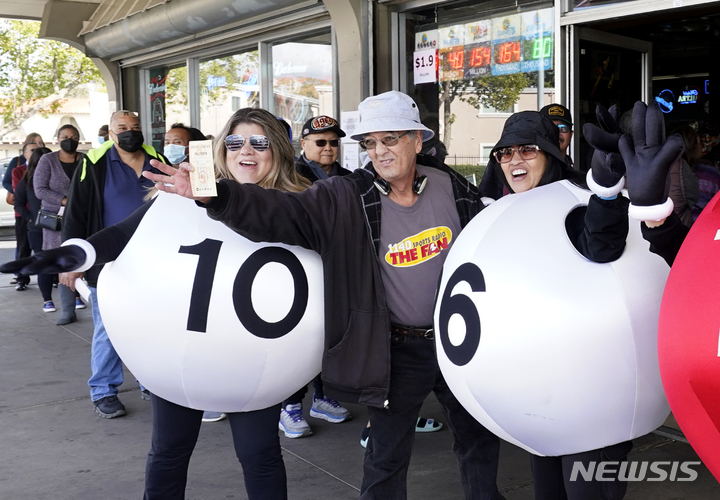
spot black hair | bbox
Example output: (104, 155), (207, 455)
(57, 124), (80, 139)
(23, 147), (53, 190)
(169, 123), (207, 142)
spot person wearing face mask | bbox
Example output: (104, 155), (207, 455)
(60, 110), (167, 419)
(33, 125), (85, 319)
(98, 124), (109, 145)
(163, 123), (207, 166)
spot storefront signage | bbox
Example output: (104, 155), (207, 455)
(655, 89), (675, 113)
(415, 30), (439, 51)
(149, 66), (168, 153)
(414, 48), (437, 84)
(439, 25), (465, 81)
(414, 7), (554, 83)
(678, 88), (699, 104)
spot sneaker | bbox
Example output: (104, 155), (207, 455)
(93, 395), (126, 419)
(360, 426), (371, 448)
(140, 389), (151, 401)
(309, 394), (352, 423)
(15, 283), (27, 291)
(278, 403), (312, 438)
(10, 277), (17, 285)
(75, 298), (86, 310)
(43, 301), (56, 313)
(202, 411), (227, 422)
(415, 417), (443, 433)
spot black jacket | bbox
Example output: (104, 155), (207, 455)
(62, 141), (166, 286)
(201, 154), (482, 408)
(13, 178), (41, 230)
(295, 154), (351, 184)
(640, 213), (689, 266)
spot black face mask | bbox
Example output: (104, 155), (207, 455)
(60, 138), (79, 154)
(115, 130), (144, 153)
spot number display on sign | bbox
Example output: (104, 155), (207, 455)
(447, 49), (464, 70)
(531, 38), (552, 60)
(438, 263), (485, 366)
(469, 46), (492, 68)
(415, 53), (435, 69)
(495, 41), (521, 64)
(181, 240), (309, 339)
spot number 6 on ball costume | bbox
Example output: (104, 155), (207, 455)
(434, 108), (672, 499)
(1, 108), (320, 500)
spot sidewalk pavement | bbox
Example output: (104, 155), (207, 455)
(0, 241), (718, 500)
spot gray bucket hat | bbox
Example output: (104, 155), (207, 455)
(350, 91), (434, 142)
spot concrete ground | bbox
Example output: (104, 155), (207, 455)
(0, 239), (718, 500)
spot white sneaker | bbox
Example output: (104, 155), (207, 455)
(279, 403), (312, 438)
(309, 394), (352, 423)
(202, 411), (227, 422)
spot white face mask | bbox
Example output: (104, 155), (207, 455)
(164, 143), (188, 165)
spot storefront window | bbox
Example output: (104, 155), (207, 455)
(406, 4), (556, 177)
(271, 34), (333, 150)
(198, 50), (260, 138)
(165, 66), (191, 132)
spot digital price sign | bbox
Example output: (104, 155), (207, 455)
(494, 41), (521, 64)
(524, 37), (552, 60)
(464, 43), (492, 78)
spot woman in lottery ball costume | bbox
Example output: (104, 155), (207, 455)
(2, 108), (312, 500)
(486, 109), (635, 499)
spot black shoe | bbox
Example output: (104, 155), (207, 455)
(140, 389), (151, 401)
(15, 283), (28, 291)
(93, 396), (126, 419)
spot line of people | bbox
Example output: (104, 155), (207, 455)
(0, 90), (692, 500)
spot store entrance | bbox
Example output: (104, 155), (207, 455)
(571, 5), (720, 169)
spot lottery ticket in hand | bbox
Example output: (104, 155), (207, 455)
(188, 140), (217, 197)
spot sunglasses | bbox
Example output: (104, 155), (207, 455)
(557, 124), (572, 133)
(308, 139), (339, 148)
(224, 134), (270, 152)
(494, 145), (541, 163)
(359, 131), (412, 150)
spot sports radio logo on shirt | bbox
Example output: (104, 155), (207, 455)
(385, 226), (453, 267)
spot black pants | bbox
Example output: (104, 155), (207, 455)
(283, 373), (324, 405)
(26, 229), (53, 302)
(144, 395), (287, 500)
(360, 334), (504, 500)
(531, 440), (633, 500)
(14, 216), (31, 285)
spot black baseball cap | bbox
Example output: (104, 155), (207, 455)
(301, 116), (346, 138)
(540, 104), (573, 127)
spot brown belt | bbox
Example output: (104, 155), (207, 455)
(390, 324), (434, 339)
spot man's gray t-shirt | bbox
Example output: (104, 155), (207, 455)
(379, 165), (462, 326)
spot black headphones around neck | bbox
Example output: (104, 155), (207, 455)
(374, 173), (427, 196)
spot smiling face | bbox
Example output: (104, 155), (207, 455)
(301, 131), (340, 170)
(499, 145), (548, 193)
(366, 130), (422, 186)
(226, 122), (273, 185)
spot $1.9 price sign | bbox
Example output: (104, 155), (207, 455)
(414, 48), (438, 84)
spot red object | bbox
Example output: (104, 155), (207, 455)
(11, 164), (26, 217)
(659, 190), (720, 483)
(495, 41), (521, 64)
(469, 46), (492, 67)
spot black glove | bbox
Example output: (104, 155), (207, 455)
(0, 245), (87, 276)
(619, 101), (684, 221)
(583, 104), (625, 197)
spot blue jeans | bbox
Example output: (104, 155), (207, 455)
(361, 334), (504, 500)
(88, 286), (145, 400)
(144, 395), (287, 499)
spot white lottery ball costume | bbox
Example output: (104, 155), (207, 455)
(97, 192), (325, 413)
(434, 180), (670, 456)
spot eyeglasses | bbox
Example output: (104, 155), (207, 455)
(308, 139), (339, 148)
(493, 145), (541, 163)
(359, 131), (412, 150)
(225, 134), (270, 152)
(557, 124), (572, 133)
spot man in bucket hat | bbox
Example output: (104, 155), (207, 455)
(141, 91), (504, 498)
